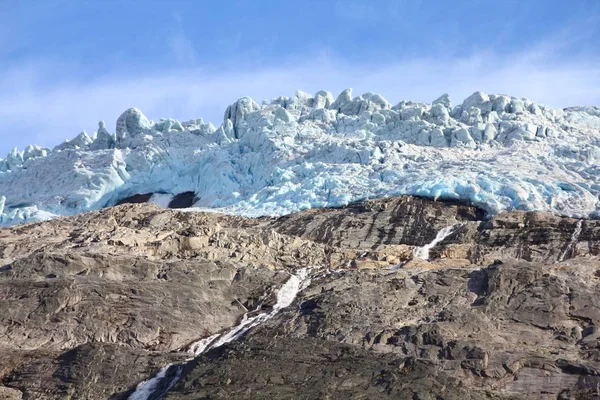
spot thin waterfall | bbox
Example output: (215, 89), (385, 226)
(128, 268), (311, 400)
(414, 224), (462, 261)
(559, 220), (583, 262)
(128, 365), (172, 400)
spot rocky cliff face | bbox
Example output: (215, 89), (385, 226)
(1, 196), (600, 399)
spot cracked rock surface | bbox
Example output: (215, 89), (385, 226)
(1, 196), (600, 399)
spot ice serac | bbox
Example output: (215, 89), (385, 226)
(23, 145), (49, 161)
(54, 131), (93, 151)
(116, 108), (152, 143)
(90, 121), (115, 150)
(433, 93), (451, 109)
(1, 89), (600, 226)
(224, 97), (260, 139)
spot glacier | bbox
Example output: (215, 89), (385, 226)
(1, 89), (600, 226)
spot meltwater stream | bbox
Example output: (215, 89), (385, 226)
(558, 219), (584, 262)
(128, 268), (311, 400)
(413, 223), (462, 260)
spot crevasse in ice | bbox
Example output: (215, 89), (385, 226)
(1, 89), (600, 226)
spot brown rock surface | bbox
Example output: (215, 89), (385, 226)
(0, 197), (599, 399)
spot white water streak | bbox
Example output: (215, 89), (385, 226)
(163, 365), (183, 393)
(414, 224), (462, 260)
(128, 268), (311, 400)
(559, 219), (583, 262)
(188, 334), (219, 356)
(203, 267), (310, 351)
(128, 364), (172, 400)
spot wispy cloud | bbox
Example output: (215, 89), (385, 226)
(167, 12), (199, 65)
(0, 40), (599, 155)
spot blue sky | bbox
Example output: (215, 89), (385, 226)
(1, 0), (599, 155)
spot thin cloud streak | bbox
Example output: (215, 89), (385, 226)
(168, 12), (199, 65)
(0, 48), (599, 156)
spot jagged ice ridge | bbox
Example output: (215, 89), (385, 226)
(1, 89), (600, 226)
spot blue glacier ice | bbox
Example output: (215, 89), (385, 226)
(1, 89), (600, 226)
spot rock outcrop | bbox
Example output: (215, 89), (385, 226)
(1, 196), (600, 399)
